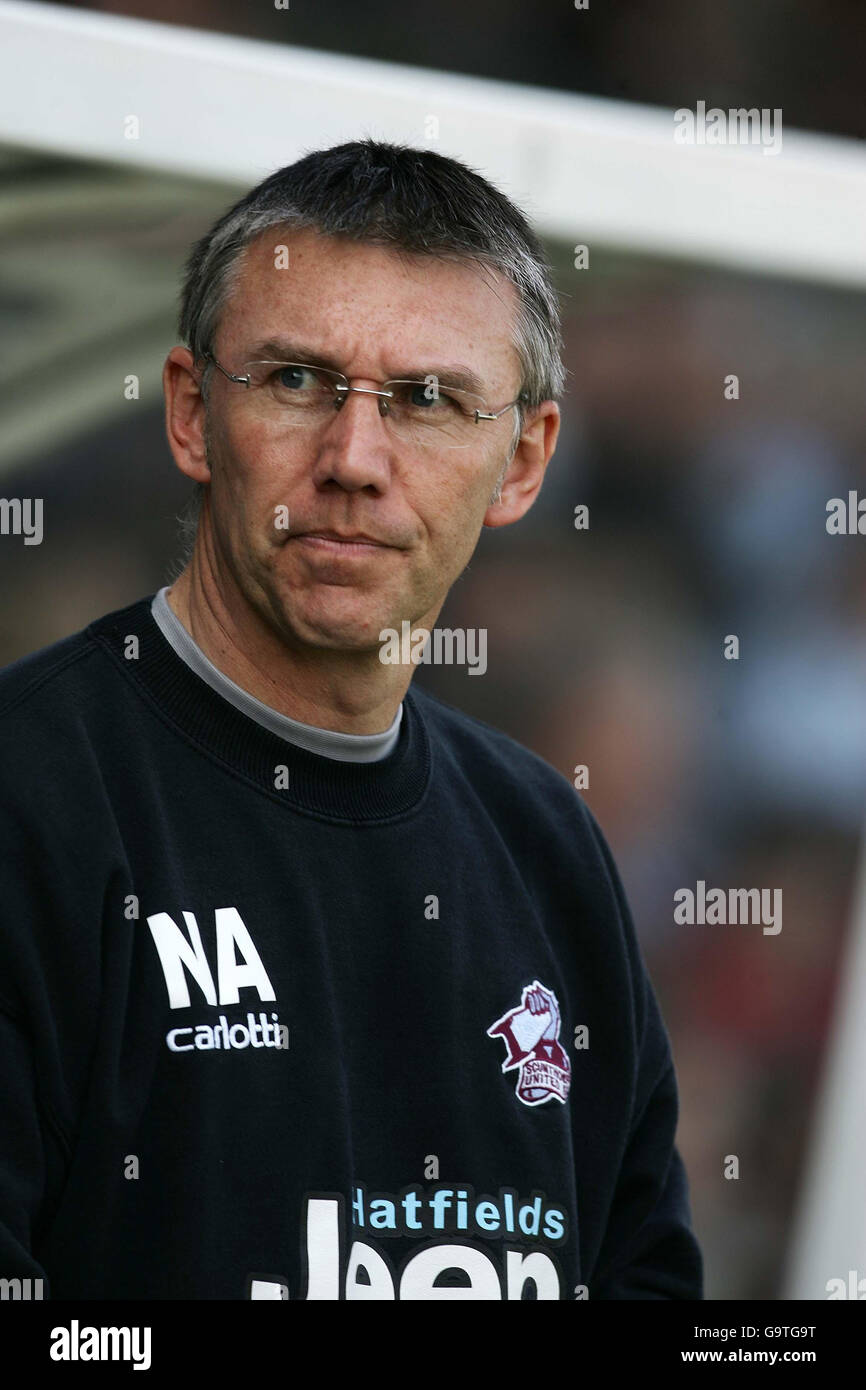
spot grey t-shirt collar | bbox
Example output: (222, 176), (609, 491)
(150, 587), (402, 763)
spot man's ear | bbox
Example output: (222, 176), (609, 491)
(482, 400), (560, 529)
(163, 347), (211, 483)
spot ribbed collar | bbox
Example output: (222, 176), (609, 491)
(150, 585), (403, 763)
(86, 595), (432, 825)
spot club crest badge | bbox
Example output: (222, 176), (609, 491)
(487, 980), (571, 1107)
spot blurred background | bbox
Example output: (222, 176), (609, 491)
(2, 0), (866, 1300)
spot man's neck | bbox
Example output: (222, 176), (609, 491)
(167, 565), (412, 736)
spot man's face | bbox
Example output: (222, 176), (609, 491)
(200, 227), (527, 653)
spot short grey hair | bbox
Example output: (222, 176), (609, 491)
(172, 138), (566, 562)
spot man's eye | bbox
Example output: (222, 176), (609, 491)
(409, 383), (435, 407)
(404, 383), (456, 410)
(273, 365), (314, 390)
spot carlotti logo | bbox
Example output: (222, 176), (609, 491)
(487, 981), (571, 1106)
(146, 906), (288, 1053)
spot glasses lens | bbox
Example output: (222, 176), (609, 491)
(384, 380), (488, 450)
(242, 362), (341, 422)
(237, 364), (502, 450)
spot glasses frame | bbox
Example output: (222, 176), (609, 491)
(200, 352), (526, 428)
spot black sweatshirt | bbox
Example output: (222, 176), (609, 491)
(0, 595), (703, 1300)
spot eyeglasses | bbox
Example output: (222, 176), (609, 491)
(200, 353), (525, 452)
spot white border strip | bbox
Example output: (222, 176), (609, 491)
(783, 828), (866, 1299)
(1, 0), (866, 285)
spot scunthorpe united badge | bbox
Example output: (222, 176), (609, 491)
(487, 980), (571, 1107)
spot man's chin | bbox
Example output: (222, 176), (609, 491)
(269, 601), (399, 655)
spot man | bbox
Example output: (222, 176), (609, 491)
(0, 140), (702, 1300)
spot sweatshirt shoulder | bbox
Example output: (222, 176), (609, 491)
(0, 596), (153, 736)
(408, 683), (629, 928)
(409, 681), (582, 813)
(0, 629), (99, 718)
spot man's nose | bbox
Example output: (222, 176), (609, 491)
(310, 387), (395, 492)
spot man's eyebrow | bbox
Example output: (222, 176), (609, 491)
(243, 339), (489, 397)
(245, 339), (343, 371)
(399, 363), (488, 396)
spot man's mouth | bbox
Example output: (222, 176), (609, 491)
(294, 531), (391, 554)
